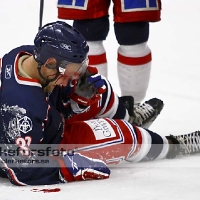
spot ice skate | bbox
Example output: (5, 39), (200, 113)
(166, 131), (200, 158)
(120, 96), (164, 129)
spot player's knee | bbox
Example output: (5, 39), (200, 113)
(73, 16), (110, 41)
(114, 22), (149, 45)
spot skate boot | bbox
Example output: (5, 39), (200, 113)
(120, 96), (164, 129)
(166, 131), (200, 158)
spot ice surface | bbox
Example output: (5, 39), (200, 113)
(0, 0), (200, 199)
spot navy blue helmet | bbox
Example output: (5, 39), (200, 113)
(33, 21), (89, 67)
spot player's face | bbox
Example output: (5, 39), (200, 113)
(58, 58), (88, 80)
(43, 58), (88, 90)
(56, 58), (88, 87)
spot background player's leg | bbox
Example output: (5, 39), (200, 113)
(73, 16), (110, 77)
(114, 22), (151, 103)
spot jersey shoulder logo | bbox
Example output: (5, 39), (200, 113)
(5, 65), (12, 79)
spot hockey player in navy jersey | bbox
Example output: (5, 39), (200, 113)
(0, 21), (199, 186)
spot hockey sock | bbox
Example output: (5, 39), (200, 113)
(87, 41), (108, 78)
(117, 42), (152, 104)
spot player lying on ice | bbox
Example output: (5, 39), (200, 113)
(0, 21), (199, 186)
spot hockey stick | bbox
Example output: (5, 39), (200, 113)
(39, 0), (44, 30)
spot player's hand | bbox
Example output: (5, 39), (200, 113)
(63, 152), (110, 181)
(71, 66), (106, 107)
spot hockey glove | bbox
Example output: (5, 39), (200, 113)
(62, 152), (110, 181)
(71, 66), (106, 107)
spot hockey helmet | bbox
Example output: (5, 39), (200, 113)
(33, 21), (89, 68)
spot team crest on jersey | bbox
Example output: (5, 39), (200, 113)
(58, 0), (88, 10)
(18, 116), (32, 134)
(1, 104), (33, 139)
(5, 65), (12, 79)
(121, 0), (159, 12)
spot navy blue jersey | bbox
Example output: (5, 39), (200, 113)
(0, 46), (64, 185)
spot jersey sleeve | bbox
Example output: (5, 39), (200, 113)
(96, 77), (129, 120)
(49, 77), (129, 123)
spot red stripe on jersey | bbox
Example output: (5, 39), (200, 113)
(118, 52), (152, 66)
(133, 125), (142, 144)
(101, 91), (115, 115)
(88, 53), (107, 65)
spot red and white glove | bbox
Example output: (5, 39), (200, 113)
(71, 66), (106, 107)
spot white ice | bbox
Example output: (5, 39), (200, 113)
(0, 0), (200, 199)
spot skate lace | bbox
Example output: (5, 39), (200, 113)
(133, 103), (154, 126)
(175, 131), (200, 155)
